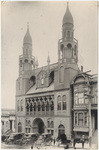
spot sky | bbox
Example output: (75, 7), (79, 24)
(1, 1), (98, 109)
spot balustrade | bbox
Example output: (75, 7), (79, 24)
(25, 96), (54, 116)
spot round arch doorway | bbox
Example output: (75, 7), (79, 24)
(33, 118), (44, 134)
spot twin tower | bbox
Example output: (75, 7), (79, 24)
(19, 3), (78, 76)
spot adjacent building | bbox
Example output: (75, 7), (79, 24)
(1, 109), (15, 135)
(15, 3), (97, 142)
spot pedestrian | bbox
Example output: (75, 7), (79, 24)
(82, 135), (85, 149)
(54, 138), (55, 145)
(31, 145), (33, 149)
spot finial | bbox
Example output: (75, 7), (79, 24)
(27, 22), (29, 31)
(47, 52), (50, 65)
(67, 2), (69, 8)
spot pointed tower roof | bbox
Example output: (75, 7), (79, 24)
(23, 22), (32, 45)
(63, 2), (74, 25)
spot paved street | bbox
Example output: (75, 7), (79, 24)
(1, 142), (96, 150)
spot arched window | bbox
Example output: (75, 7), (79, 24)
(30, 76), (36, 86)
(62, 95), (66, 110)
(24, 59), (28, 63)
(59, 66), (64, 83)
(18, 122), (22, 133)
(57, 96), (61, 110)
(47, 120), (50, 128)
(42, 101), (45, 111)
(67, 43), (72, 49)
(46, 101), (49, 111)
(51, 121), (54, 128)
(38, 101), (41, 111)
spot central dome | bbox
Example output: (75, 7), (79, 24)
(23, 26), (32, 45)
(63, 3), (74, 25)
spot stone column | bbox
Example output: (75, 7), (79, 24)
(12, 120), (15, 132)
(34, 98), (37, 115)
(46, 96), (49, 116)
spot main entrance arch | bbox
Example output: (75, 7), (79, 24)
(33, 118), (44, 134)
(58, 124), (65, 135)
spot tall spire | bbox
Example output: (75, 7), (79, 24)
(63, 2), (73, 25)
(23, 22), (32, 45)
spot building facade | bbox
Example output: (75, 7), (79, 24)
(1, 109), (15, 135)
(15, 4), (97, 141)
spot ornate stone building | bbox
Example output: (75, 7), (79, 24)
(15, 4), (97, 141)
